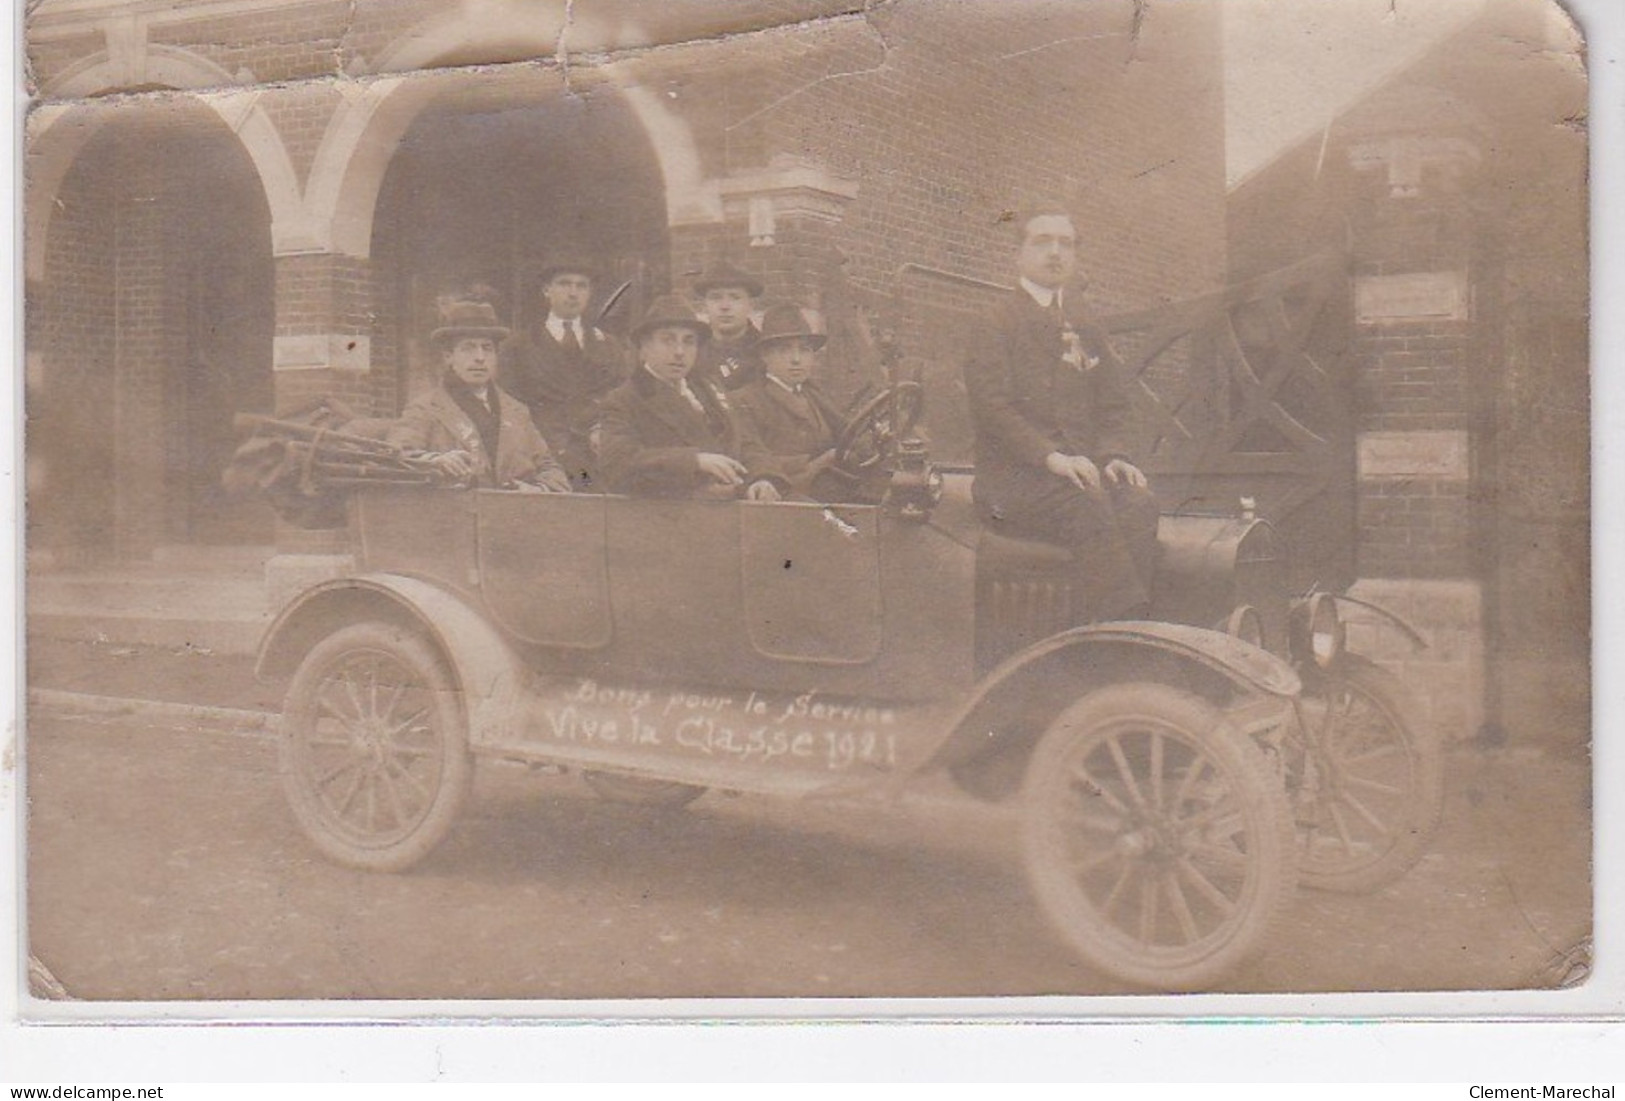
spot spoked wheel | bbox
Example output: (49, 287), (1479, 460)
(1020, 683), (1296, 992)
(583, 771), (707, 809)
(1290, 655), (1444, 893)
(280, 622), (471, 871)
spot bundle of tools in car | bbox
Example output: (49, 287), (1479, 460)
(225, 401), (448, 526)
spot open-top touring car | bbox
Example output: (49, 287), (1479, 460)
(247, 390), (1443, 992)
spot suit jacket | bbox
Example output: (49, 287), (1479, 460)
(731, 377), (847, 496)
(598, 367), (780, 498)
(388, 380), (567, 489)
(962, 287), (1137, 488)
(692, 327), (764, 392)
(498, 322), (631, 489)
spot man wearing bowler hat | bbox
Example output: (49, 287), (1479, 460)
(962, 203), (1159, 622)
(389, 297), (571, 492)
(690, 260), (766, 392)
(498, 256), (631, 490)
(598, 295), (783, 501)
(732, 301), (854, 501)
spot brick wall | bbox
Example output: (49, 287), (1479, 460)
(749, 1), (1226, 313)
(34, 131), (117, 563)
(666, 0), (1227, 458)
(272, 253), (388, 415)
(25, 30), (101, 93)
(110, 131), (174, 558)
(148, 1), (352, 84)
(258, 85), (341, 189)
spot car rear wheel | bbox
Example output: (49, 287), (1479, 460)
(280, 622), (471, 872)
(1290, 655), (1444, 893)
(1020, 683), (1296, 992)
(582, 771), (707, 809)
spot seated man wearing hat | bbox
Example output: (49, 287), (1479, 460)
(690, 260), (766, 392)
(731, 302), (854, 502)
(598, 295), (784, 501)
(389, 298), (572, 492)
(498, 257), (631, 491)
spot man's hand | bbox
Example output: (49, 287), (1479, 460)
(1045, 451), (1101, 491)
(430, 450), (477, 481)
(805, 449), (839, 478)
(535, 469), (573, 493)
(745, 480), (782, 503)
(696, 452), (747, 485)
(1104, 458), (1147, 489)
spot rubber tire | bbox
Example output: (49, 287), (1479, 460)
(1292, 655), (1445, 893)
(280, 622), (472, 872)
(583, 771), (707, 809)
(1020, 682), (1297, 992)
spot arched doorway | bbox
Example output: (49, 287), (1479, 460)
(32, 98), (275, 564)
(369, 77), (670, 398)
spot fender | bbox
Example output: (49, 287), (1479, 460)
(1329, 593), (1430, 652)
(927, 620), (1301, 773)
(256, 573), (528, 748)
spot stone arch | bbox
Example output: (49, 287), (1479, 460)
(27, 45), (304, 279)
(305, 2), (717, 259)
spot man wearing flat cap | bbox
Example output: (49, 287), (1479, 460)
(598, 295), (783, 501)
(498, 257), (631, 491)
(962, 204), (1159, 621)
(690, 260), (766, 392)
(732, 302), (853, 501)
(389, 297), (571, 492)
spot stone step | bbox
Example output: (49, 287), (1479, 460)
(26, 562), (275, 656)
(28, 574), (271, 617)
(26, 609), (271, 655)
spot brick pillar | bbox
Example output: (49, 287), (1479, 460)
(668, 156), (871, 404)
(670, 155), (858, 293)
(265, 249), (381, 599)
(1341, 127), (1486, 741)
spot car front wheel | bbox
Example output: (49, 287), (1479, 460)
(280, 622), (471, 872)
(1020, 682), (1296, 992)
(1290, 655), (1444, 893)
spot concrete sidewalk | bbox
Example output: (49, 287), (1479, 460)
(26, 546), (275, 656)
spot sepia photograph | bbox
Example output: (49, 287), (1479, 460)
(14, 0), (1597, 1013)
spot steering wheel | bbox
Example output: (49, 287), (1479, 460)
(833, 381), (925, 476)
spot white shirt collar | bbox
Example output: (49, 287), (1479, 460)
(546, 314), (585, 341)
(1019, 277), (1063, 311)
(766, 373), (803, 395)
(643, 365), (706, 412)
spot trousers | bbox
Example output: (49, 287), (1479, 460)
(973, 463), (1161, 622)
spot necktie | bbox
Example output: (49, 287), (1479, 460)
(677, 381), (706, 414)
(561, 325), (580, 352)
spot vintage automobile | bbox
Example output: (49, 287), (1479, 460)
(249, 391), (1444, 992)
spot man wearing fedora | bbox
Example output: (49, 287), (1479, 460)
(598, 295), (783, 501)
(389, 297), (571, 492)
(498, 258), (631, 491)
(962, 204), (1159, 622)
(690, 260), (766, 392)
(732, 302), (854, 501)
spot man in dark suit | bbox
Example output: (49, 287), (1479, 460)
(732, 302), (853, 501)
(962, 204), (1159, 621)
(389, 298), (571, 492)
(598, 295), (783, 501)
(498, 258), (631, 490)
(690, 260), (766, 392)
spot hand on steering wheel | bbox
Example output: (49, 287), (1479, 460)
(833, 381), (925, 477)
